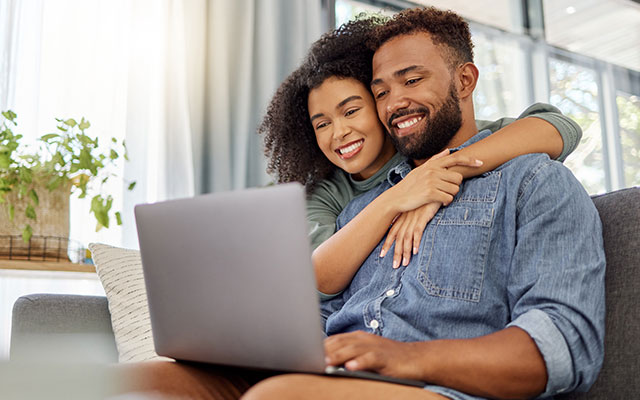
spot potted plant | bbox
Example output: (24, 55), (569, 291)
(0, 110), (135, 260)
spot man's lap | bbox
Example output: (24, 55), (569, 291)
(112, 361), (450, 400)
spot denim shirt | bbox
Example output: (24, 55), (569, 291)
(321, 130), (606, 400)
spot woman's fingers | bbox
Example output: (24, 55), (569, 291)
(392, 217), (410, 269)
(436, 153), (483, 169)
(380, 215), (402, 258)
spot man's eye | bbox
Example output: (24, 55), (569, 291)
(406, 78), (421, 85)
(345, 108), (360, 117)
(375, 90), (387, 99)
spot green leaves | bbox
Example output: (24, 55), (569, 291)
(2, 109), (136, 239)
(25, 204), (36, 220)
(1, 110), (17, 121)
(91, 194), (113, 231)
(29, 189), (39, 206)
(22, 224), (33, 243)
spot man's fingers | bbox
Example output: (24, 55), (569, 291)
(344, 351), (385, 372)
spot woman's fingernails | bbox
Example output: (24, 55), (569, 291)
(392, 259), (399, 269)
(403, 256), (409, 266)
(413, 246), (418, 255)
(475, 159), (483, 166)
(380, 249), (386, 258)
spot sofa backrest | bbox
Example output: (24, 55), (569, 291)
(559, 187), (640, 399)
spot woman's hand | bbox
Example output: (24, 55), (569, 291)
(389, 150), (482, 213)
(380, 202), (441, 268)
(379, 150), (483, 268)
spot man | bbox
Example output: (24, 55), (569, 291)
(244, 7), (605, 400)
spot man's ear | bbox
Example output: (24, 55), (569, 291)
(456, 62), (479, 100)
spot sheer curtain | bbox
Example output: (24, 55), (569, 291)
(0, 0), (323, 358)
(0, 0), (323, 248)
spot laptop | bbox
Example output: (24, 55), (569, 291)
(134, 183), (425, 387)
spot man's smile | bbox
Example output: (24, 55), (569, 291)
(391, 114), (425, 137)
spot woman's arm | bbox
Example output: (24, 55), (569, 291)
(313, 153), (478, 295)
(451, 116), (564, 178)
(314, 108), (580, 296)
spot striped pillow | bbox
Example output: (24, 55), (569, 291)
(88, 243), (172, 363)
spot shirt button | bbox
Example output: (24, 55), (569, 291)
(385, 289), (395, 297)
(370, 320), (379, 329)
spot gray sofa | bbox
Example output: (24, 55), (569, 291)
(10, 187), (640, 399)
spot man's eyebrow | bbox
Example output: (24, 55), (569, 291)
(371, 65), (425, 87)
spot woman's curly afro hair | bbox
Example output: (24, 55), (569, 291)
(258, 15), (387, 194)
(368, 7), (474, 69)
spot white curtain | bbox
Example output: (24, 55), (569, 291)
(0, 0), (323, 358)
(0, 0), (323, 249)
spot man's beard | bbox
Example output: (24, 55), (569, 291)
(387, 84), (462, 161)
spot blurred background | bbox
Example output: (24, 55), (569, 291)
(0, 0), (638, 358)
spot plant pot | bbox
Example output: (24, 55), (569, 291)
(0, 181), (72, 261)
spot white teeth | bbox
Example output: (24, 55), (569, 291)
(397, 117), (422, 129)
(338, 140), (363, 155)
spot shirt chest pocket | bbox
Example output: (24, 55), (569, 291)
(416, 172), (500, 302)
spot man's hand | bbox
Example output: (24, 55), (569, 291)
(324, 331), (425, 381)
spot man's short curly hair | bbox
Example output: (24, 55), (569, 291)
(258, 16), (387, 193)
(368, 7), (474, 70)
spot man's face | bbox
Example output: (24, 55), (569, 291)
(371, 32), (462, 161)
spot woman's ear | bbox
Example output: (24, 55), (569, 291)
(456, 62), (479, 100)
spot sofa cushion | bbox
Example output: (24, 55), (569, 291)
(89, 243), (172, 363)
(559, 187), (640, 399)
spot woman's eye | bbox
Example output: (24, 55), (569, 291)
(316, 121), (329, 130)
(345, 108), (360, 117)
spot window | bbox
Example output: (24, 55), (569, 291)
(549, 58), (606, 194)
(472, 31), (529, 121)
(332, 0), (640, 194)
(544, 0), (640, 72)
(617, 92), (640, 186)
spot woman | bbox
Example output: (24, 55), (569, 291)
(258, 17), (581, 297)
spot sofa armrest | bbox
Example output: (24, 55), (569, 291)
(10, 293), (118, 363)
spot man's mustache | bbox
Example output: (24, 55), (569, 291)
(387, 107), (430, 129)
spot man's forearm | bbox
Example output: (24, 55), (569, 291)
(414, 327), (547, 399)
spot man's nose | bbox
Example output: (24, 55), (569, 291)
(386, 91), (410, 115)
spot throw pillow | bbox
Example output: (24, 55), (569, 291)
(88, 242), (172, 363)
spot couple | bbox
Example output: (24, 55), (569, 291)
(128, 7), (605, 400)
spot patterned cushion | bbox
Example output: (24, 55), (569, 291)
(88, 243), (172, 363)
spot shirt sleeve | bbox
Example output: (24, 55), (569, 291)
(506, 160), (605, 397)
(306, 185), (343, 252)
(476, 103), (583, 162)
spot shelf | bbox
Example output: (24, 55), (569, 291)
(0, 259), (95, 273)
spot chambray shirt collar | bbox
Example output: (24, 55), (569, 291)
(386, 129), (493, 186)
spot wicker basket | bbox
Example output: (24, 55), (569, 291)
(0, 181), (72, 260)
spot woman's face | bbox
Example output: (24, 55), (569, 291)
(308, 77), (394, 180)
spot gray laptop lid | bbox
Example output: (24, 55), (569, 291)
(134, 183), (326, 373)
